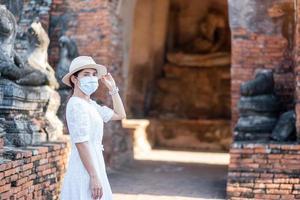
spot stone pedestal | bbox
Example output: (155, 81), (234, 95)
(0, 78), (63, 146)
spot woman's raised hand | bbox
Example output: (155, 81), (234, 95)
(100, 72), (116, 91)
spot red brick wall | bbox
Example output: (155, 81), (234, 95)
(229, 0), (295, 128)
(227, 143), (300, 199)
(49, 0), (123, 78)
(0, 141), (70, 199)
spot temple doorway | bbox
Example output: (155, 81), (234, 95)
(124, 0), (232, 153)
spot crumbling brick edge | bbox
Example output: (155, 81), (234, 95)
(0, 140), (70, 199)
(227, 142), (300, 199)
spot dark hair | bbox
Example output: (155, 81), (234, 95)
(63, 69), (83, 134)
(69, 72), (78, 89)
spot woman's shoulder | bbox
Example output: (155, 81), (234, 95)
(66, 96), (90, 110)
(67, 96), (84, 104)
(65, 97), (93, 122)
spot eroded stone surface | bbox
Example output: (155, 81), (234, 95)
(0, 5), (57, 88)
(0, 79), (63, 146)
(229, 0), (294, 37)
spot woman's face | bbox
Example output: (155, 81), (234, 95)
(71, 68), (97, 88)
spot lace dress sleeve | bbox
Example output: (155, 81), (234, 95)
(66, 101), (91, 143)
(91, 101), (114, 123)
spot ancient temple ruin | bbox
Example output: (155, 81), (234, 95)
(1, 0), (300, 199)
(0, 0), (131, 198)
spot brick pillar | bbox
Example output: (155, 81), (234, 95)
(227, 1), (298, 198)
(295, 0), (300, 141)
(229, 0), (295, 129)
(227, 0), (300, 199)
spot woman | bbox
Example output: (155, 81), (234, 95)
(60, 56), (126, 200)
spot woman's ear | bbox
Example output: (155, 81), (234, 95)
(70, 75), (78, 86)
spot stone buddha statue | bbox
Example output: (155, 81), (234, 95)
(0, 5), (58, 88)
(183, 8), (228, 54)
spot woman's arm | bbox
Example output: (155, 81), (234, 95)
(100, 72), (126, 120)
(75, 142), (98, 177)
(67, 101), (102, 199)
(76, 142), (103, 199)
(110, 90), (126, 120)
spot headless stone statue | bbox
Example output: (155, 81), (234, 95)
(0, 5), (58, 88)
(234, 69), (279, 141)
(235, 69), (296, 142)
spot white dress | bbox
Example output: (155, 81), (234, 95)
(60, 96), (115, 200)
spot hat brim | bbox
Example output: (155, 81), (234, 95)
(62, 64), (107, 87)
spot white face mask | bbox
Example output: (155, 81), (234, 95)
(78, 76), (99, 95)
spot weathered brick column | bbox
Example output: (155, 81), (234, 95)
(227, 0), (298, 199)
(295, 0), (300, 140)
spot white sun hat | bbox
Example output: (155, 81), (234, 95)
(62, 56), (107, 87)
